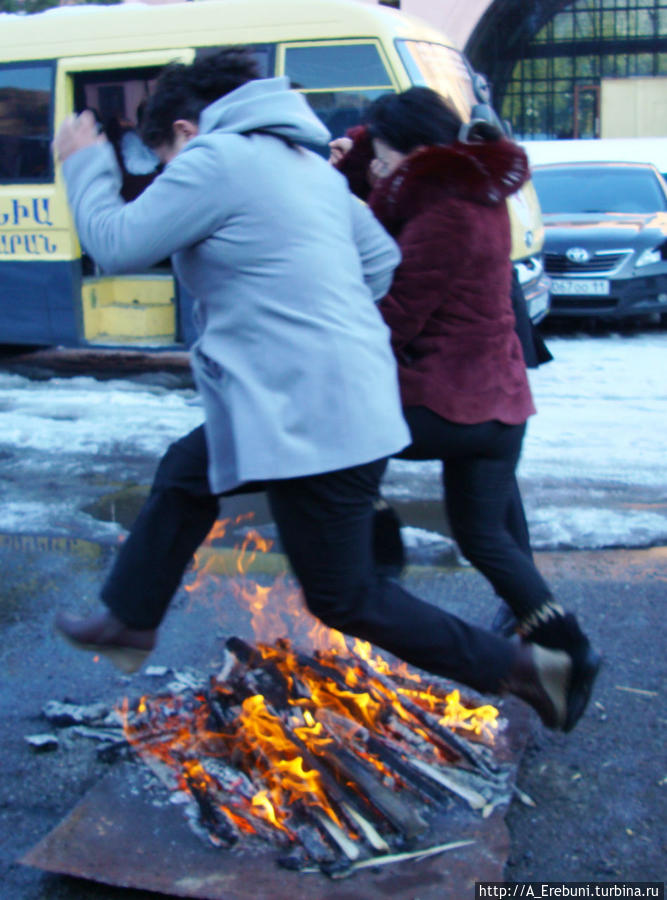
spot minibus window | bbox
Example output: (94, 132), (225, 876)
(284, 42), (393, 141)
(395, 41), (475, 121)
(0, 63), (53, 182)
(285, 44), (392, 90)
(196, 44), (275, 77)
(307, 89), (393, 139)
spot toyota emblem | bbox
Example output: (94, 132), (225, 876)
(566, 246), (590, 263)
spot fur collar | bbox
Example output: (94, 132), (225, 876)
(369, 138), (529, 226)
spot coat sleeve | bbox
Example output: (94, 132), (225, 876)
(62, 139), (232, 273)
(334, 125), (374, 201)
(378, 204), (464, 351)
(348, 193), (401, 301)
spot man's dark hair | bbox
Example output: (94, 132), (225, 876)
(141, 47), (260, 148)
(365, 87), (463, 154)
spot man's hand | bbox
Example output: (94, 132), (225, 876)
(328, 136), (353, 165)
(53, 111), (106, 163)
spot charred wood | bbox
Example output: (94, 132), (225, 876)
(353, 659), (496, 777)
(184, 772), (240, 846)
(316, 742), (427, 839)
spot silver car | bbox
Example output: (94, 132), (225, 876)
(531, 161), (667, 322)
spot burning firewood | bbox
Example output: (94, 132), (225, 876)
(183, 760), (240, 846)
(110, 635), (509, 875)
(351, 656), (499, 777)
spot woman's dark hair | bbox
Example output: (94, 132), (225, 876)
(141, 47), (260, 148)
(365, 87), (462, 154)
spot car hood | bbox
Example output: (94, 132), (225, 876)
(542, 212), (667, 250)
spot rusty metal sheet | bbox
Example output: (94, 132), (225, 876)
(21, 700), (531, 900)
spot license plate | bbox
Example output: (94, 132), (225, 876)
(550, 278), (610, 296)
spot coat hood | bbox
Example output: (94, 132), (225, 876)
(370, 137), (529, 228)
(198, 76), (331, 146)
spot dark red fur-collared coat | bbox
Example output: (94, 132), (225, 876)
(338, 127), (536, 425)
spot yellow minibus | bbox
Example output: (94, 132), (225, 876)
(0, 0), (548, 348)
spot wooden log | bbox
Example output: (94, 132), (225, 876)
(301, 838), (477, 878)
(341, 802), (390, 852)
(310, 809), (360, 860)
(183, 771), (240, 846)
(405, 758), (487, 810)
(315, 707), (447, 805)
(353, 658), (497, 777)
(365, 734), (454, 806)
(316, 742), (428, 839)
(222, 645), (401, 848)
(224, 638), (291, 709)
(290, 820), (339, 866)
(225, 636), (263, 667)
(268, 706), (391, 839)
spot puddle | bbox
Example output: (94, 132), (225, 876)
(82, 486), (150, 529)
(82, 486), (276, 543)
(390, 498), (451, 538)
(81, 488), (457, 565)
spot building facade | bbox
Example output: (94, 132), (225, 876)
(371, 0), (667, 139)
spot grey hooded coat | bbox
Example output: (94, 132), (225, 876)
(63, 76), (410, 491)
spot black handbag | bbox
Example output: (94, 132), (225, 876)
(372, 498), (405, 578)
(511, 269), (553, 368)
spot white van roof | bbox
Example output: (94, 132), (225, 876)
(521, 137), (667, 175)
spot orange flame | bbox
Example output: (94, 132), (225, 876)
(251, 790), (284, 830)
(120, 507), (502, 853)
(437, 689), (499, 739)
(238, 694), (344, 830)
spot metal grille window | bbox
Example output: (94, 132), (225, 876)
(502, 0), (666, 139)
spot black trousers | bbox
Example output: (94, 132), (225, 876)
(399, 406), (552, 621)
(102, 425), (514, 694)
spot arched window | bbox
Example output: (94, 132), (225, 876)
(502, 0), (666, 139)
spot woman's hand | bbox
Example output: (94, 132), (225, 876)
(328, 136), (353, 165)
(53, 111), (106, 163)
(369, 158), (389, 183)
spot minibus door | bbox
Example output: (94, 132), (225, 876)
(57, 50), (193, 348)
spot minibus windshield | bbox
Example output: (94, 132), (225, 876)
(395, 40), (475, 121)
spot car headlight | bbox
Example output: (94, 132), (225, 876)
(515, 255), (544, 285)
(636, 248), (661, 267)
(636, 240), (667, 268)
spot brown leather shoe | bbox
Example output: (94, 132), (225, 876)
(502, 642), (572, 730)
(55, 608), (156, 674)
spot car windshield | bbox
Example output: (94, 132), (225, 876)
(532, 166), (667, 214)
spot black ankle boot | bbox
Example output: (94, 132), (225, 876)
(502, 642), (571, 730)
(518, 602), (602, 732)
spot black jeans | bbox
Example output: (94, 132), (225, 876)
(102, 425), (514, 694)
(399, 406), (552, 621)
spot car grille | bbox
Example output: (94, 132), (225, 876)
(545, 251), (630, 275)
